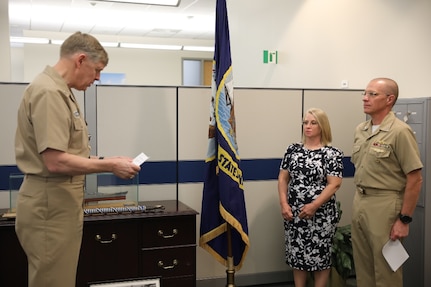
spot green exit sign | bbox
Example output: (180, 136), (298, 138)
(263, 50), (278, 64)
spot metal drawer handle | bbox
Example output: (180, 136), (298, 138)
(95, 233), (117, 244)
(158, 259), (178, 269)
(158, 228), (178, 239)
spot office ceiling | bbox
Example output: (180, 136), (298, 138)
(8, 0), (216, 40)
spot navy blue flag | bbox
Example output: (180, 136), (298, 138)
(199, 0), (249, 270)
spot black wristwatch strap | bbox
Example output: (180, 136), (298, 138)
(399, 213), (412, 224)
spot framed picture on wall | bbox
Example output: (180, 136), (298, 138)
(89, 277), (160, 287)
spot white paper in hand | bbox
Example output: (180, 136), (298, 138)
(382, 239), (409, 272)
(133, 152), (149, 166)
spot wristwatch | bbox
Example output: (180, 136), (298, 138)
(399, 214), (413, 224)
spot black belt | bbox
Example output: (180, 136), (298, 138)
(356, 186), (400, 195)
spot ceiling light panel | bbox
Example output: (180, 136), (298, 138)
(91, 0), (180, 6)
(8, 0), (215, 40)
(120, 43), (182, 50)
(100, 41), (120, 47)
(28, 5), (68, 31)
(183, 45), (214, 52)
(10, 37), (50, 44)
(51, 39), (65, 45)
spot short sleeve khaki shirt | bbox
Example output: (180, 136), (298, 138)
(15, 66), (90, 176)
(351, 111), (423, 191)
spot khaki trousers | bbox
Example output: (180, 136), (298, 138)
(15, 175), (84, 287)
(352, 188), (403, 287)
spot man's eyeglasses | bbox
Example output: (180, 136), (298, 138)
(361, 91), (379, 97)
(361, 91), (389, 98)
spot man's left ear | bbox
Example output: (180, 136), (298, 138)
(77, 54), (86, 66)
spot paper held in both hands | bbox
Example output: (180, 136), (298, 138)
(382, 239), (409, 272)
(133, 152), (149, 166)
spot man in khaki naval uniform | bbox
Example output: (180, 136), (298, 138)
(351, 78), (423, 287)
(14, 32), (141, 287)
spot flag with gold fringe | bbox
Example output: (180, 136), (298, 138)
(199, 0), (249, 270)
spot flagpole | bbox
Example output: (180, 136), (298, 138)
(199, 1), (249, 284)
(226, 223), (235, 287)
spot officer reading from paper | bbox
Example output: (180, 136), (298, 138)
(14, 31), (140, 287)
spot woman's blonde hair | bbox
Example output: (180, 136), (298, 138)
(302, 107), (333, 146)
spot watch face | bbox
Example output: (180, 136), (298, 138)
(399, 214), (412, 224)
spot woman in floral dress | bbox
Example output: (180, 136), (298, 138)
(278, 108), (344, 287)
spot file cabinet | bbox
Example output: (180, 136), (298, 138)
(392, 98), (431, 287)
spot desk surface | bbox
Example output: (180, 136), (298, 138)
(0, 200), (198, 227)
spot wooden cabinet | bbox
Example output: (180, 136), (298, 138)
(139, 214), (197, 285)
(0, 200), (197, 287)
(77, 220), (140, 286)
(0, 223), (27, 286)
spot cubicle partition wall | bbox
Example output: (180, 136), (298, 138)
(0, 83), (25, 169)
(0, 83), (368, 285)
(0, 82), (84, 193)
(91, 85), (179, 201)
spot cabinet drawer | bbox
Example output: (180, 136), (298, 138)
(162, 275), (196, 287)
(77, 221), (140, 286)
(141, 215), (195, 247)
(141, 246), (196, 278)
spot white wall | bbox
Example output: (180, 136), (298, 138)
(228, 0), (431, 98)
(10, 0), (431, 98)
(0, 0), (11, 81)
(18, 43), (213, 86)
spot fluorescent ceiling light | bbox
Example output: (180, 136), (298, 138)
(10, 37), (208, 53)
(91, 0), (180, 6)
(183, 46), (214, 52)
(53, 40), (119, 47)
(51, 39), (64, 45)
(100, 41), (119, 48)
(120, 42), (182, 50)
(10, 37), (50, 44)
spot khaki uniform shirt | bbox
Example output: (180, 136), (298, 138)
(15, 65), (90, 177)
(351, 111), (423, 191)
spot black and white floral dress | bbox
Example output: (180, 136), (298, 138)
(279, 143), (344, 271)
